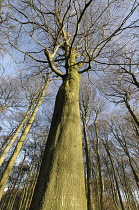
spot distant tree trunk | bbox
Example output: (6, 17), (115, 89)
(82, 120), (95, 210)
(19, 154), (42, 210)
(0, 105), (32, 166)
(114, 134), (139, 189)
(119, 161), (138, 210)
(30, 59), (87, 210)
(104, 143), (125, 210)
(94, 120), (104, 210)
(0, 80), (49, 200)
(103, 156), (120, 209)
(0, 154), (26, 210)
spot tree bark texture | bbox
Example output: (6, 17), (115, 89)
(30, 67), (87, 209)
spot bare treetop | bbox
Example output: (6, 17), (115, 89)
(2, 0), (139, 76)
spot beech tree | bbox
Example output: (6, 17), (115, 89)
(1, 0), (139, 209)
(80, 81), (96, 210)
(0, 76), (49, 199)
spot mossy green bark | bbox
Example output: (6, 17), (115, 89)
(30, 64), (87, 209)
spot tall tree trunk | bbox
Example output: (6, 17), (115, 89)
(115, 135), (139, 189)
(30, 66), (87, 209)
(0, 80), (49, 200)
(104, 143), (125, 210)
(94, 120), (104, 210)
(104, 157), (120, 210)
(82, 120), (95, 210)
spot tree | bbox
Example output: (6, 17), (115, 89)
(1, 0), (139, 209)
(0, 77), (49, 199)
(80, 80), (96, 210)
(0, 105), (33, 166)
(100, 113), (139, 209)
(97, 51), (139, 128)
